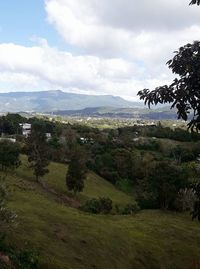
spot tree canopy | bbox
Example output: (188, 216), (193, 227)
(138, 41), (200, 131)
(190, 0), (200, 5)
(0, 140), (21, 171)
(66, 147), (87, 194)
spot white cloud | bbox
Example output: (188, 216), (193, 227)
(0, 42), (154, 100)
(45, 0), (200, 60)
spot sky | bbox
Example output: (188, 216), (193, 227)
(0, 0), (199, 100)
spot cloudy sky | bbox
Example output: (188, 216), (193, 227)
(0, 0), (199, 100)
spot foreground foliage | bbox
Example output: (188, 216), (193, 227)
(138, 42), (200, 131)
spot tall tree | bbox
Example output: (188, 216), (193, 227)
(27, 122), (49, 182)
(66, 147), (87, 194)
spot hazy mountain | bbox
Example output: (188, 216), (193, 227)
(0, 90), (143, 112)
(51, 106), (177, 120)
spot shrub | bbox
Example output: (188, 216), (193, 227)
(0, 141), (21, 171)
(99, 197), (113, 214)
(0, 237), (39, 269)
(82, 197), (113, 214)
(12, 249), (39, 269)
(175, 188), (196, 212)
(135, 139), (160, 151)
(121, 203), (140, 215)
(83, 198), (101, 214)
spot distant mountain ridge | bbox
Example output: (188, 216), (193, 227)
(0, 90), (143, 112)
(50, 106), (177, 120)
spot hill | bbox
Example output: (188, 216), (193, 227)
(51, 106), (177, 120)
(3, 156), (200, 269)
(0, 90), (142, 112)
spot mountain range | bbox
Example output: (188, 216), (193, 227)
(0, 90), (177, 120)
(0, 90), (142, 112)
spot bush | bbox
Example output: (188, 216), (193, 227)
(0, 237), (39, 269)
(175, 188), (196, 212)
(12, 249), (39, 269)
(135, 139), (160, 151)
(0, 141), (21, 171)
(121, 203), (140, 215)
(82, 197), (113, 214)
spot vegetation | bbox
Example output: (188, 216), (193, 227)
(138, 41), (200, 131)
(191, 183), (200, 221)
(66, 146), (87, 194)
(6, 176), (200, 269)
(82, 197), (113, 214)
(0, 1), (199, 268)
(148, 161), (188, 209)
(190, 0), (200, 5)
(0, 111), (199, 267)
(26, 122), (49, 182)
(0, 140), (20, 172)
(0, 177), (16, 236)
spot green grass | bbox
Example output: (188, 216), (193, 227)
(4, 156), (200, 269)
(16, 155), (133, 206)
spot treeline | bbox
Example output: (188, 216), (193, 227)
(0, 113), (61, 136)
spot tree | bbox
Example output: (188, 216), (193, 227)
(138, 41), (200, 131)
(0, 113), (26, 135)
(66, 147), (87, 194)
(148, 161), (188, 209)
(27, 122), (49, 182)
(0, 140), (21, 172)
(190, 0), (200, 5)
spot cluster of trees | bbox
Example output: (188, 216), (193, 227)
(2, 115), (199, 212)
(136, 0), (200, 217)
(0, 113), (25, 135)
(1, 111), (200, 217)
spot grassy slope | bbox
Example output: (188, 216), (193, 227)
(16, 155), (133, 205)
(4, 157), (200, 269)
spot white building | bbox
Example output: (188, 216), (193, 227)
(0, 137), (16, 143)
(46, 133), (52, 140)
(20, 123), (31, 137)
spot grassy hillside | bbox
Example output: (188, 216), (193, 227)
(15, 155), (133, 206)
(3, 157), (200, 269)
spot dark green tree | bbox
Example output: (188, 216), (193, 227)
(148, 161), (188, 209)
(0, 140), (21, 172)
(27, 122), (49, 182)
(0, 113), (26, 135)
(138, 41), (200, 131)
(66, 147), (87, 194)
(190, 0), (200, 5)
